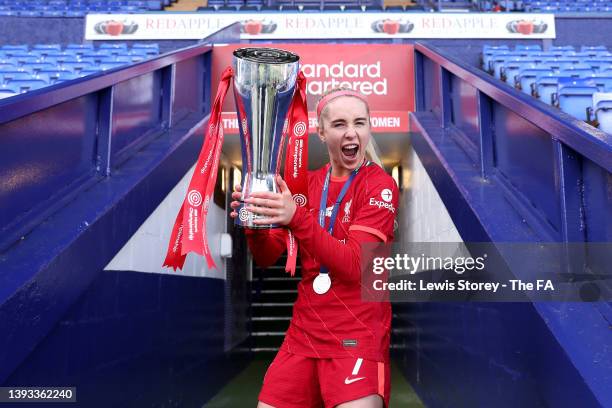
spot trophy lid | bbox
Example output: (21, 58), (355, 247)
(233, 48), (299, 64)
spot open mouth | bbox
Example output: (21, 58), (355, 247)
(341, 144), (359, 159)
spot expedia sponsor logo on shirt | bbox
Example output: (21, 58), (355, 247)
(369, 189), (395, 213)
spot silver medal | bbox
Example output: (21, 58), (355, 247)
(313, 273), (331, 294)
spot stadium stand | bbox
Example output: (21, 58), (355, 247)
(195, 0), (412, 12)
(0, 0), (169, 16)
(0, 42), (159, 98)
(477, 0), (612, 12)
(482, 44), (612, 131)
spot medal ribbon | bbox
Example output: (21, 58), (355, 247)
(317, 161), (369, 275)
(163, 67), (234, 271)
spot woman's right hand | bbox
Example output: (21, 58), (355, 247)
(229, 184), (243, 219)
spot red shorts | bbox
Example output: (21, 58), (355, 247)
(259, 350), (391, 408)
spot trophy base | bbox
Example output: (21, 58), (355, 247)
(235, 173), (281, 229)
(235, 201), (281, 229)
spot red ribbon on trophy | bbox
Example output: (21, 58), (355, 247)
(283, 71), (309, 275)
(163, 67), (309, 273)
(163, 67), (233, 271)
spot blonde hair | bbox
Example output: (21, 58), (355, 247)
(316, 87), (382, 167)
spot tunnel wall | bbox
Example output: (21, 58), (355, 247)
(0, 25), (250, 407)
(393, 42), (612, 408)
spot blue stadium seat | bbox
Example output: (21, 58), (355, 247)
(560, 63), (595, 78)
(584, 59), (612, 72)
(553, 78), (599, 120)
(1, 45), (29, 52)
(37, 69), (71, 81)
(1, 71), (36, 81)
(100, 56), (131, 63)
(33, 44), (62, 52)
(516, 67), (554, 94)
(99, 62), (125, 70)
(42, 10), (65, 16)
(61, 61), (96, 72)
(0, 62), (18, 71)
(7, 79), (48, 92)
(543, 58), (581, 71)
(23, 62), (57, 74)
(131, 43), (159, 52)
(18, 10), (43, 16)
(501, 60), (535, 85)
(79, 69), (101, 77)
(515, 44), (542, 52)
(15, 55), (43, 65)
(491, 53), (526, 78)
(550, 45), (575, 52)
(65, 44), (95, 52)
(65, 10), (86, 16)
(99, 43), (129, 51)
(588, 74), (612, 91)
(534, 75), (572, 104)
(591, 92), (612, 133)
(581, 45), (608, 52)
(4, 50), (32, 58)
(0, 83), (20, 99)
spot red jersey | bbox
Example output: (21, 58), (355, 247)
(246, 163), (399, 363)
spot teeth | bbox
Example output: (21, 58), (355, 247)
(342, 144), (358, 150)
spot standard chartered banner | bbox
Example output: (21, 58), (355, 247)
(85, 12), (556, 40)
(211, 44), (414, 133)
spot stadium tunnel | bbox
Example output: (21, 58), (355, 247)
(1, 15), (611, 408)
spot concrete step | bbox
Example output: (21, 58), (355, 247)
(252, 289), (298, 303)
(252, 316), (291, 332)
(252, 302), (294, 317)
(252, 331), (286, 349)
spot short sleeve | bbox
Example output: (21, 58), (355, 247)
(348, 169), (399, 243)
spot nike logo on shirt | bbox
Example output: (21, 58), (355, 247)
(344, 376), (366, 385)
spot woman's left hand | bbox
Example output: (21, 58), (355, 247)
(245, 176), (296, 226)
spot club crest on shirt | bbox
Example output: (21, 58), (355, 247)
(325, 206), (333, 217)
(342, 199), (352, 223)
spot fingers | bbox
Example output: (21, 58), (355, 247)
(231, 184), (243, 201)
(248, 191), (280, 200)
(247, 202), (287, 215)
(276, 175), (288, 193)
(244, 196), (283, 208)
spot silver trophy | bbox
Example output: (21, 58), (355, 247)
(233, 47), (300, 229)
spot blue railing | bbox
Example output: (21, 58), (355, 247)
(404, 42), (611, 408)
(413, 42), (611, 245)
(0, 23), (240, 384)
(0, 25), (238, 253)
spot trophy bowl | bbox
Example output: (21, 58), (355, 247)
(233, 47), (300, 228)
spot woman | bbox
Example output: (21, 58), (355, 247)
(230, 87), (399, 408)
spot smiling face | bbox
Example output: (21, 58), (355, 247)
(318, 96), (371, 178)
